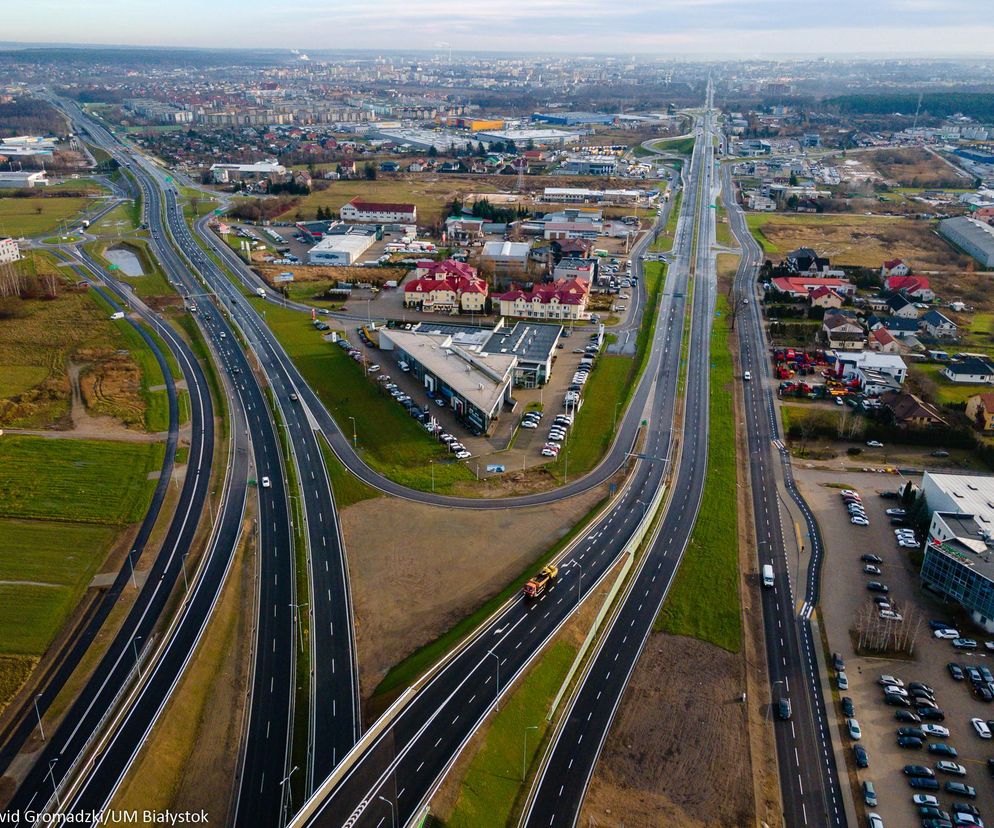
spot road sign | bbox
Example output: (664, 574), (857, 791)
(165, 176), (173, 183)
(641, 419), (648, 427)
(108, 264), (119, 270)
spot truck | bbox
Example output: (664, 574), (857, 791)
(255, 287), (266, 298)
(523, 565), (559, 598)
(762, 564), (775, 587)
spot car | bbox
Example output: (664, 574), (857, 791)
(972, 718), (992, 739)
(898, 736), (925, 749)
(867, 582), (890, 593)
(886, 508), (908, 517)
(915, 697), (939, 709)
(841, 489), (860, 497)
(910, 776), (940, 790)
(521, 421), (539, 429)
(867, 440), (885, 448)
(929, 743), (959, 758)
(261, 476), (271, 488)
(919, 708), (946, 721)
(885, 693), (911, 707)
(847, 718), (862, 739)
(841, 696), (855, 717)
(896, 709), (922, 723)
(288, 392), (299, 402)
(983, 686), (994, 703)
(863, 780), (877, 807)
(455, 451), (472, 460)
(837, 671), (849, 690)
(954, 815), (984, 828)
(895, 529), (916, 537)
(899, 727), (927, 739)
(914, 794), (941, 806)
(853, 744), (868, 768)
(864, 564), (882, 575)
(852, 516), (870, 526)
(922, 724), (949, 738)
(900, 540), (921, 548)
(862, 554), (883, 563)
(881, 675), (907, 688)
(920, 808), (952, 822)
(909, 681), (935, 694)
(904, 763), (935, 776)
(778, 697), (792, 720)
(833, 653), (845, 672)
(953, 804), (982, 818)
(935, 629), (961, 639)
(867, 816), (884, 828)
(937, 761), (967, 777)
(954, 639), (979, 650)
(944, 782), (977, 798)
(982, 665), (994, 683)
(931, 620), (955, 630)
(541, 449), (557, 457)
(933, 450), (952, 458)
(873, 595), (891, 605)
(966, 666), (984, 684)
(923, 819), (953, 828)
(881, 610), (905, 621)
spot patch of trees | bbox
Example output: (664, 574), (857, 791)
(227, 197), (300, 223)
(825, 93), (994, 121)
(0, 99), (66, 139)
(448, 197), (528, 224)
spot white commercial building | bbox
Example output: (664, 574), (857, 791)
(340, 198), (417, 224)
(308, 234), (375, 266)
(833, 350), (908, 385)
(0, 237), (21, 264)
(476, 128), (579, 147)
(209, 161), (285, 184)
(0, 170), (48, 188)
(939, 216), (994, 268)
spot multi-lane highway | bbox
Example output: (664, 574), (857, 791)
(725, 162), (847, 827)
(288, 89), (717, 828)
(523, 90), (719, 828)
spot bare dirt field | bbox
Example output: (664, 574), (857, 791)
(865, 147), (972, 189)
(579, 633), (754, 828)
(253, 262), (397, 287)
(341, 483), (609, 699)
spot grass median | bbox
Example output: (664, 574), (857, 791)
(655, 294), (742, 652)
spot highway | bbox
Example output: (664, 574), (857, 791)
(523, 90), (719, 828)
(288, 90), (716, 828)
(725, 162), (847, 826)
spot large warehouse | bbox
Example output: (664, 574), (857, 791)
(939, 216), (994, 267)
(307, 233), (375, 265)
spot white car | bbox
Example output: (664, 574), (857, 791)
(744, 371), (752, 381)
(972, 717), (992, 739)
(541, 449), (557, 457)
(934, 628), (960, 639)
(866, 440), (884, 448)
(921, 724), (949, 737)
(879, 675), (904, 687)
(847, 718), (862, 740)
(912, 794), (939, 807)
(261, 476), (271, 488)
(455, 451), (471, 460)
(851, 516), (869, 526)
(868, 814), (883, 828)
(880, 610), (904, 622)
(899, 540), (920, 549)
(521, 421), (538, 429)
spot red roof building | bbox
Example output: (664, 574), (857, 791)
(496, 277), (590, 320)
(884, 274), (934, 301)
(403, 261), (487, 314)
(340, 197), (417, 223)
(770, 276), (856, 299)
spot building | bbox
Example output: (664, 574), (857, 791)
(770, 276), (855, 300)
(871, 315), (921, 338)
(0, 237), (21, 264)
(939, 216), (994, 268)
(886, 294), (918, 319)
(881, 258), (911, 279)
(885, 274), (934, 301)
(833, 351), (908, 385)
(0, 170), (48, 188)
(481, 321), (563, 387)
(340, 198), (417, 224)
(920, 472), (994, 632)
(307, 233), (375, 265)
(209, 161), (285, 184)
(965, 393), (994, 431)
(475, 128), (579, 148)
(378, 327), (516, 434)
(921, 309), (958, 340)
(822, 314), (865, 350)
(557, 156), (619, 176)
(533, 111), (615, 126)
(496, 277), (590, 321)
(879, 391), (946, 427)
(403, 261), (488, 314)
(809, 285), (844, 309)
(869, 326), (900, 353)
(786, 247), (830, 273)
(553, 257), (597, 282)
(942, 358), (994, 384)
(480, 241), (531, 282)
(542, 187), (644, 206)
(444, 217), (485, 244)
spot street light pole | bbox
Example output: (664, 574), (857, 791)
(128, 548), (138, 589)
(348, 415), (357, 448)
(290, 602), (308, 654)
(281, 765), (299, 825)
(34, 694), (45, 742)
(47, 758), (61, 809)
(181, 552), (189, 594)
(132, 636), (143, 679)
(488, 650), (501, 710)
(377, 795), (397, 828)
(429, 459), (434, 493)
(522, 724), (539, 780)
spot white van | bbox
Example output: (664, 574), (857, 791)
(762, 564), (775, 587)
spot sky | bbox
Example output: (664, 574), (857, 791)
(5, 0), (994, 56)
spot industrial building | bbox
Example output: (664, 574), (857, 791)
(340, 198), (417, 224)
(533, 112), (615, 126)
(209, 161), (285, 184)
(0, 170), (48, 188)
(542, 187), (645, 205)
(920, 472), (994, 632)
(374, 128), (473, 153)
(939, 216), (994, 268)
(308, 233), (375, 265)
(0, 237), (21, 264)
(480, 241), (531, 282)
(475, 128), (579, 148)
(557, 156), (620, 176)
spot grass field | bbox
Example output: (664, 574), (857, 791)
(442, 640), (576, 828)
(648, 136), (695, 155)
(0, 196), (91, 237)
(87, 238), (174, 299)
(250, 299), (473, 492)
(744, 212), (968, 271)
(318, 434), (380, 509)
(655, 294), (742, 652)
(912, 363), (990, 406)
(0, 656), (35, 715)
(651, 192), (682, 253)
(88, 202), (137, 235)
(0, 434), (163, 524)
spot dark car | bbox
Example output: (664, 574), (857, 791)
(933, 621), (956, 631)
(952, 803), (981, 817)
(977, 686), (994, 703)
(862, 554), (884, 563)
(898, 736), (925, 749)
(988, 758), (994, 777)
(909, 682), (935, 694)
(904, 764), (935, 777)
(896, 710), (922, 723)
(928, 743), (958, 757)
(899, 727), (927, 740)
(833, 653), (845, 672)
(922, 820), (952, 828)
(879, 490), (900, 499)
(916, 697), (940, 709)
(885, 694), (911, 707)
(944, 781), (976, 798)
(920, 807), (951, 821)
(948, 663), (965, 681)
(910, 776), (940, 790)
(912, 689), (937, 702)
(853, 744), (869, 768)
(867, 581), (890, 593)
(841, 697), (855, 717)
(777, 698), (792, 720)
(967, 666), (984, 684)
(919, 708), (946, 721)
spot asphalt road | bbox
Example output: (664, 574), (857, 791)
(725, 162), (848, 827)
(288, 90), (717, 828)
(523, 86), (719, 828)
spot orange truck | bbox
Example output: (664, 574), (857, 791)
(523, 565), (559, 598)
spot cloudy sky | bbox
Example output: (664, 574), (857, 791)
(5, 0), (994, 55)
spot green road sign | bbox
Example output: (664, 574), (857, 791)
(214, 208), (224, 215)
(108, 264), (119, 270)
(641, 419), (648, 427)
(165, 176), (173, 183)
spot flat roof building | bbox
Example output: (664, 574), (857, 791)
(533, 112), (615, 126)
(475, 128), (579, 147)
(481, 321), (563, 387)
(308, 233), (375, 266)
(0, 170), (48, 188)
(209, 161), (285, 183)
(939, 216), (994, 268)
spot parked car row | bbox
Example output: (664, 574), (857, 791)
(521, 409), (574, 459)
(840, 488), (870, 527)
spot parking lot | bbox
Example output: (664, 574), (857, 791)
(797, 467), (994, 828)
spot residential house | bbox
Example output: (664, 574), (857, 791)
(834, 351), (908, 385)
(496, 277), (590, 321)
(551, 238), (593, 259)
(942, 358), (994, 384)
(872, 316), (921, 338)
(786, 247), (830, 273)
(444, 217), (485, 244)
(403, 260), (488, 314)
(880, 391), (947, 427)
(869, 326), (900, 354)
(885, 274), (934, 301)
(965, 393), (994, 431)
(881, 258), (911, 279)
(770, 276), (855, 300)
(887, 294), (919, 319)
(822, 314), (866, 350)
(0, 237), (20, 264)
(858, 367), (903, 396)
(921, 309), (958, 340)
(809, 285), (844, 309)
